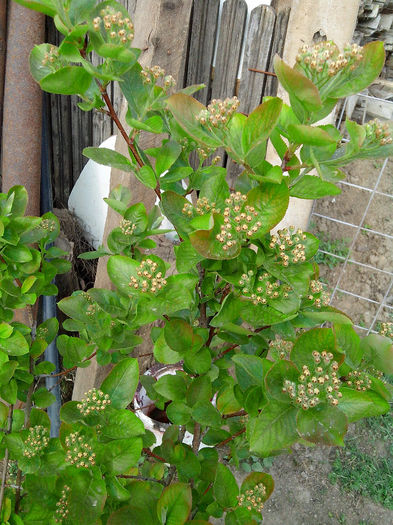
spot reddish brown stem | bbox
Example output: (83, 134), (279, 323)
(222, 409), (247, 419)
(143, 448), (166, 463)
(248, 67), (277, 77)
(216, 428), (246, 448)
(49, 351), (97, 378)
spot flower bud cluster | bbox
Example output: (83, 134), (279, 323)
(65, 432), (96, 468)
(196, 145), (214, 159)
(120, 218), (137, 236)
(269, 338), (293, 360)
(283, 351), (342, 409)
(93, 7), (134, 45)
(239, 270), (293, 306)
(237, 483), (266, 513)
(379, 321), (393, 339)
(41, 218), (57, 232)
(269, 227), (307, 266)
(77, 388), (111, 416)
(364, 119), (393, 147)
(346, 370), (372, 391)
(295, 41), (364, 80)
(23, 425), (50, 458)
(55, 485), (70, 523)
(195, 196), (221, 215)
(41, 45), (63, 71)
(86, 303), (98, 317)
(307, 280), (330, 309)
(196, 97), (239, 129)
(128, 259), (167, 293)
(141, 65), (176, 90)
(36, 326), (49, 340)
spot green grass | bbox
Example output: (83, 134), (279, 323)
(312, 231), (350, 269)
(329, 410), (393, 510)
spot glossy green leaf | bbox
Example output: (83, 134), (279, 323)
(166, 401), (192, 425)
(98, 437), (143, 474)
(40, 66), (92, 95)
(265, 360), (299, 402)
(65, 469), (107, 525)
(135, 166), (157, 190)
(328, 42), (385, 98)
(83, 147), (133, 171)
(0, 361), (18, 385)
(338, 387), (390, 423)
(213, 464), (239, 509)
(154, 374), (187, 401)
(157, 482), (192, 525)
(154, 330), (182, 364)
(246, 182), (289, 237)
(247, 401), (298, 456)
(291, 328), (343, 369)
(0, 330), (29, 356)
(192, 401), (222, 428)
(101, 357), (139, 409)
(167, 94), (222, 148)
(12, 0), (56, 16)
(290, 175), (341, 199)
(32, 387), (56, 408)
(232, 355), (264, 390)
(360, 334), (393, 374)
(296, 404), (347, 446)
(288, 124), (337, 146)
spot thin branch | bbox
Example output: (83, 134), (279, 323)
(214, 325), (269, 361)
(47, 351), (97, 378)
(192, 422), (201, 454)
(143, 448), (166, 463)
(216, 428), (246, 448)
(0, 405), (14, 513)
(117, 474), (165, 485)
(248, 67), (277, 77)
(222, 409), (247, 419)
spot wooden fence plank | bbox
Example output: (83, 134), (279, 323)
(264, 7), (290, 96)
(186, 0), (220, 105)
(238, 5), (276, 114)
(211, 0), (247, 99)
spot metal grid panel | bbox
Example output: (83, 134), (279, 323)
(309, 93), (393, 335)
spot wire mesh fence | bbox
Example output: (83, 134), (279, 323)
(309, 93), (393, 335)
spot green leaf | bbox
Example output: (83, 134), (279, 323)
(334, 324), (362, 368)
(164, 319), (201, 354)
(247, 402), (298, 456)
(3, 244), (32, 262)
(192, 401), (222, 428)
(154, 374), (187, 401)
(216, 386), (242, 415)
(0, 379), (17, 404)
(157, 482), (192, 525)
(154, 330), (182, 364)
(127, 114), (163, 134)
(296, 404), (348, 446)
(288, 124), (337, 146)
(83, 147), (133, 171)
(225, 509), (257, 525)
(0, 361), (18, 385)
(265, 360), (299, 402)
(291, 328), (343, 369)
(65, 469), (107, 525)
(328, 41), (385, 98)
(166, 401), (192, 425)
(213, 464), (239, 509)
(29, 408), (51, 429)
(338, 387), (390, 422)
(148, 140), (182, 176)
(166, 94), (222, 149)
(135, 166), (157, 190)
(57, 335), (90, 367)
(0, 330), (29, 356)
(21, 275), (37, 293)
(232, 355), (264, 390)
(246, 182), (289, 237)
(242, 98), (282, 166)
(98, 437), (143, 474)
(161, 191), (194, 238)
(40, 66), (92, 95)
(101, 358), (139, 409)
(0, 322), (13, 339)
(290, 175), (341, 199)
(60, 401), (84, 424)
(32, 387), (56, 408)
(360, 334), (393, 375)
(274, 56), (322, 121)
(190, 214), (241, 260)
(12, 0), (56, 16)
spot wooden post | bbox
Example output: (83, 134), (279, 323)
(72, 0), (194, 400)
